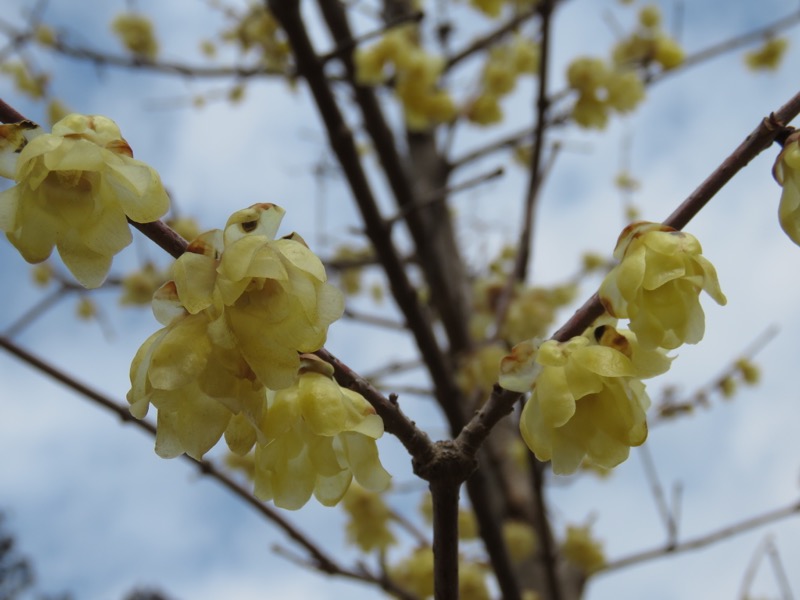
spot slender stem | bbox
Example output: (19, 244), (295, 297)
(529, 456), (562, 600)
(600, 499), (800, 573)
(0, 334), (415, 593)
(457, 89), (800, 456)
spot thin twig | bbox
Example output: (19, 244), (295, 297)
(638, 444), (678, 544)
(383, 166), (504, 229)
(600, 499), (800, 573)
(457, 89), (800, 458)
(445, 6), (539, 71)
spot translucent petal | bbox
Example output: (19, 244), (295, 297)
(272, 444), (315, 510)
(148, 315), (212, 390)
(571, 345), (634, 378)
(56, 234), (114, 288)
(224, 411), (258, 456)
(0, 186), (21, 232)
(78, 201), (132, 256)
(176, 392), (232, 460)
(173, 252), (218, 314)
(154, 410), (184, 458)
(340, 432), (391, 491)
(152, 281), (188, 326)
(274, 238), (327, 281)
(299, 374), (348, 436)
(314, 470), (352, 506)
(536, 368), (577, 427)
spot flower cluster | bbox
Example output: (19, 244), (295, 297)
(466, 36), (540, 126)
(254, 360), (391, 509)
(612, 4), (685, 71)
(561, 524), (606, 574)
(111, 13), (159, 60)
(0, 114), (170, 288)
(500, 324), (670, 474)
(221, 5), (290, 71)
(127, 204), (389, 508)
(566, 56), (645, 129)
(773, 131), (800, 246)
(342, 484), (396, 552)
(599, 222), (727, 349)
(355, 26), (456, 130)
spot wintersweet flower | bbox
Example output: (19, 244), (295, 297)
(342, 484), (396, 552)
(599, 222), (726, 349)
(127, 282), (266, 460)
(0, 114), (169, 288)
(170, 204), (344, 390)
(499, 325), (669, 474)
(253, 358), (390, 509)
(561, 524), (606, 574)
(773, 131), (800, 246)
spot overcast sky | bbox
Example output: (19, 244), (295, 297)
(2, 1), (800, 599)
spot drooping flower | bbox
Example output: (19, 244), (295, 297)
(561, 524), (606, 574)
(170, 203), (345, 390)
(342, 483), (396, 552)
(499, 324), (670, 474)
(0, 114), (169, 288)
(253, 358), (391, 509)
(599, 222), (726, 349)
(773, 130), (800, 246)
(127, 281), (265, 460)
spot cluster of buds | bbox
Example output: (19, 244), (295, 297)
(612, 4), (685, 71)
(566, 56), (646, 129)
(111, 13), (159, 60)
(355, 26), (456, 130)
(221, 5), (290, 71)
(466, 36), (540, 126)
(127, 204), (390, 508)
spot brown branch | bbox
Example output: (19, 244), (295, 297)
(599, 498), (800, 573)
(269, 0), (467, 433)
(445, 6), (539, 71)
(430, 478), (461, 600)
(456, 89), (800, 459)
(551, 90), (800, 343)
(0, 334), (409, 591)
(317, 0), (474, 368)
(648, 8), (800, 86)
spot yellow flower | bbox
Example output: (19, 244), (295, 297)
(499, 325), (669, 474)
(127, 282), (266, 460)
(342, 483), (396, 552)
(119, 263), (166, 306)
(0, 114), (169, 288)
(745, 37), (789, 71)
(773, 131), (800, 246)
(169, 204), (344, 390)
(111, 13), (159, 59)
(561, 524), (605, 574)
(253, 365), (390, 509)
(599, 222), (726, 349)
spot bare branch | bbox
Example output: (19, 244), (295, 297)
(600, 499), (800, 573)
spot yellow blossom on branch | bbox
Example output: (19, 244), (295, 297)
(169, 204), (344, 389)
(499, 324), (670, 474)
(111, 13), (159, 60)
(561, 524), (606, 574)
(773, 131), (800, 246)
(342, 483), (396, 552)
(744, 37), (788, 71)
(253, 360), (390, 509)
(127, 281), (266, 460)
(599, 222), (726, 349)
(0, 114), (169, 288)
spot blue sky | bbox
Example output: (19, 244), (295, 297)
(2, 1), (800, 599)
